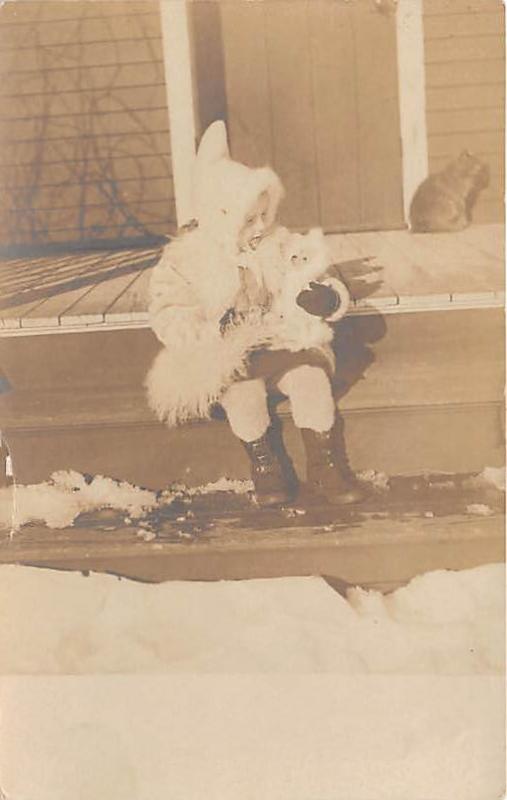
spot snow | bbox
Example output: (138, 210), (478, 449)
(0, 471), (159, 530)
(187, 476), (253, 495)
(464, 465), (506, 493)
(1, 465), (504, 532)
(0, 563), (503, 675)
(481, 465), (506, 491)
(466, 503), (494, 516)
(0, 467), (504, 797)
(0, 562), (504, 799)
(0, 472), (254, 532)
(358, 469), (390, 491)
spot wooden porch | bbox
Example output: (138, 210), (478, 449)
(0, 222), (504, 485)
(1, 224), (504, 333)
(0, 0), (503, 587)
(0, 224), (504, 584)
(0, 464), (504, 588)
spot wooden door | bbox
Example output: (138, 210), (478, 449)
(217, 0), (404, 232)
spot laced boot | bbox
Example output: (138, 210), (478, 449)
(242, 433), (292, 508)
(300, 424), (367, 505)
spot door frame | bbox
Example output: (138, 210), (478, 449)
(159, 0), (197, 227)
(160, 0), (428, 229)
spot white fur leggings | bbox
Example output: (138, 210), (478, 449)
(220, 365), (336, 442)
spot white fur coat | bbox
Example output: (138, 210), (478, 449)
(145, 121), (350, 428)
(145, 226), (349, 427)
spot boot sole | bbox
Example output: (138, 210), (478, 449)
(299, 485), (368, 506)
(254, 491), (293, 509)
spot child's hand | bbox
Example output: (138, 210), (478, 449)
(296, 282), (340, 317)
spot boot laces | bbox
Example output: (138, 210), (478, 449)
(322, 446), (336, 468)
(251, 444), (273, 474)
(312, 433), (351, 474)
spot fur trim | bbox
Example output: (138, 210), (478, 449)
(151, 230), (241, 320)
(322, 277), (351, 322)
(192, 122), (284, 250)
(145, 312), (269, 427)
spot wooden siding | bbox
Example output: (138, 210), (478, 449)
(218, 0), (404, 232)
(423, 0), (505, 223)
(0, 0), (175, 250)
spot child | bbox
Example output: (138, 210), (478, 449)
(146, 121), (365, 508)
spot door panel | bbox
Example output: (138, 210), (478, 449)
(219, 0), (404, 232)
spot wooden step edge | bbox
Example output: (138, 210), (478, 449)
(2, 292), (505, 337)
(1, 514), (503, 562)
(0, 317), (149, 336)
(451, 290), (505, 305)
(1, 317), (23, 330)
(0, 514), (503, 585)
(60, 313), (106, 327)
(397, 293), (452, 309)
(0, 392), (502, 433)
(19, 316), (62, 329)
(104, 310), (150, 324)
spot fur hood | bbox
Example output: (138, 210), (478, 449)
(192, 120), (284, 254)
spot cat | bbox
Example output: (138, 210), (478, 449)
(409, 151), (490, 233)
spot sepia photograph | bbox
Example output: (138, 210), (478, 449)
(0, 0), (505, 797)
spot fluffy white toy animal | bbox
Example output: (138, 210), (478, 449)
(261, 228), (350, 352)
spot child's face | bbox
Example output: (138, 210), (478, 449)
(238, 192), (271, 251)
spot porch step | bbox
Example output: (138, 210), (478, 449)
(0, 306), (503, 487)
(1, 475), (504, 586)
(1, 390), (503, 489)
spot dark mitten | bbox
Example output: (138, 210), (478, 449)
(296, 282), (340, 317)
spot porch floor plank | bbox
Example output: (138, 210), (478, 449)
(0, 297), (50, 328)
(105, 267), (154, 322)
(348, 230), (438, 296)
(332, 232), (400, 306)
(375, 230), (457, 295)
(59, 270), (143, 326)
(0, 224), (503, 334)
(458, 223), (505, 261)
(21, 283), (97, 328)
(380, 229), (503, 294)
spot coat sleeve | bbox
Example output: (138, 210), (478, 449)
(148, 248), (206, 347)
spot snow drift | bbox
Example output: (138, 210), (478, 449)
(0, 562), (503, 675)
